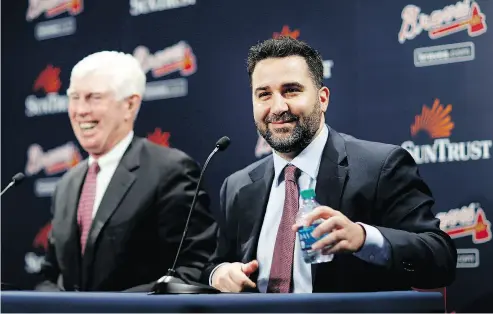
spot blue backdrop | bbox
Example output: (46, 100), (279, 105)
(2, 1), (492, 312)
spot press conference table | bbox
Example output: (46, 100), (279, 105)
(1, 290), (443, 313)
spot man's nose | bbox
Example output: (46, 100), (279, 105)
(71, 101), (91, 116)
(271, 93), (289, 114)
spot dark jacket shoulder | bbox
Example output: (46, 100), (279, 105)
(138, 137), (200, 171)
(339, 132), (408, 165)
(221, 154), (272, 195)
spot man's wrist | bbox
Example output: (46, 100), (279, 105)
(355, 222), (367, 252)
(209, 262), (230, 286)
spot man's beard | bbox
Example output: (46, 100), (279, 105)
(256, 103), (322, 154)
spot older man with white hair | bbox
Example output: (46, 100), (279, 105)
(35, 51), (217, 292)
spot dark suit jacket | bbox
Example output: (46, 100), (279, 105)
(202, 127), (457, 292)
(36, 136), (217, 291)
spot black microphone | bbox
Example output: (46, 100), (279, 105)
(0, 173), (25, 197)
(150, 136), (231, 294)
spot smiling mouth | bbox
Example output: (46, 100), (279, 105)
(270, 120), (296, 125)
(79, 122), (98, 131)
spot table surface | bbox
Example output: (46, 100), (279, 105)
(1, 290), (444, 313)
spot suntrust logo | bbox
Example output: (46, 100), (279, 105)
(25, 65), (69, 117)
(401, 99), (492, 164)
(25, 222), (52, 274)
(130, 0), (196, 16)
(273, 25), (300, 39)
(147, 128), (171, 147)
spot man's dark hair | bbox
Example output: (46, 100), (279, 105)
(247, 36), (324, 88)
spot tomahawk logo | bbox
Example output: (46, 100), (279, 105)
(398, 0), (487, 43)
(436, 202), (492, 244)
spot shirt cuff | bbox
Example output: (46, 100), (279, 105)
(353, 222), (391, 267)
(209, 262), (229, 286)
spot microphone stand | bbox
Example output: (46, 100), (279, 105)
(0, 181), (16, 197)
(1, 173), (25, 291)
(149, 141), (228, 295)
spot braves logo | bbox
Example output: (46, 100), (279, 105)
(398, 0), (487, 43)
(133, 42), (197, 78)
(26, 0), (83, 21)
(436, 202), (492, 244)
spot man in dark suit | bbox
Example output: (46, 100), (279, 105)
(36, 51), (216, 292)
(202, 37), (457, 293)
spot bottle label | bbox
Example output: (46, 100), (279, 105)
(298, 223), (323, 251)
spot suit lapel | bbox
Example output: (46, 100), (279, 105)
(314, 129), (348, 214)
(81, 138), (141, 281)
(237, 157), (274, 263)
(312, 127), (348, 285)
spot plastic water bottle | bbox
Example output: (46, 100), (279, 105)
(296, 189), (333, 264)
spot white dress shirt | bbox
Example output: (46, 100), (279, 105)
(87, 130), (134, 218)
(256, 124), (391, 293)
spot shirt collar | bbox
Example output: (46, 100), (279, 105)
(273, 124), (329, 186)
(88, 130), (134, 169)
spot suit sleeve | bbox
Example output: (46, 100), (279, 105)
(155, 152), (217, 284)
(36, 188), (62, 291)
(374, 146), (457, 289)
(200, 177), (237, 285)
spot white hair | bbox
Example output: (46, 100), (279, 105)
(67, 51), (146, 101)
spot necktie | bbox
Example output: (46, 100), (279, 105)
(267, 164), (301, 293)
(77, 161), (100, 254)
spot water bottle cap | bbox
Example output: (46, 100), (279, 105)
(300, 189), (316, 199)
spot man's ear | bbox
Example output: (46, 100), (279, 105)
(125, 94), (141, 121)
(319, 86), (330, 113)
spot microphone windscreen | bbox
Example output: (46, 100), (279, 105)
(216, 136), (231, 151)
(12, 173), (25, 185)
